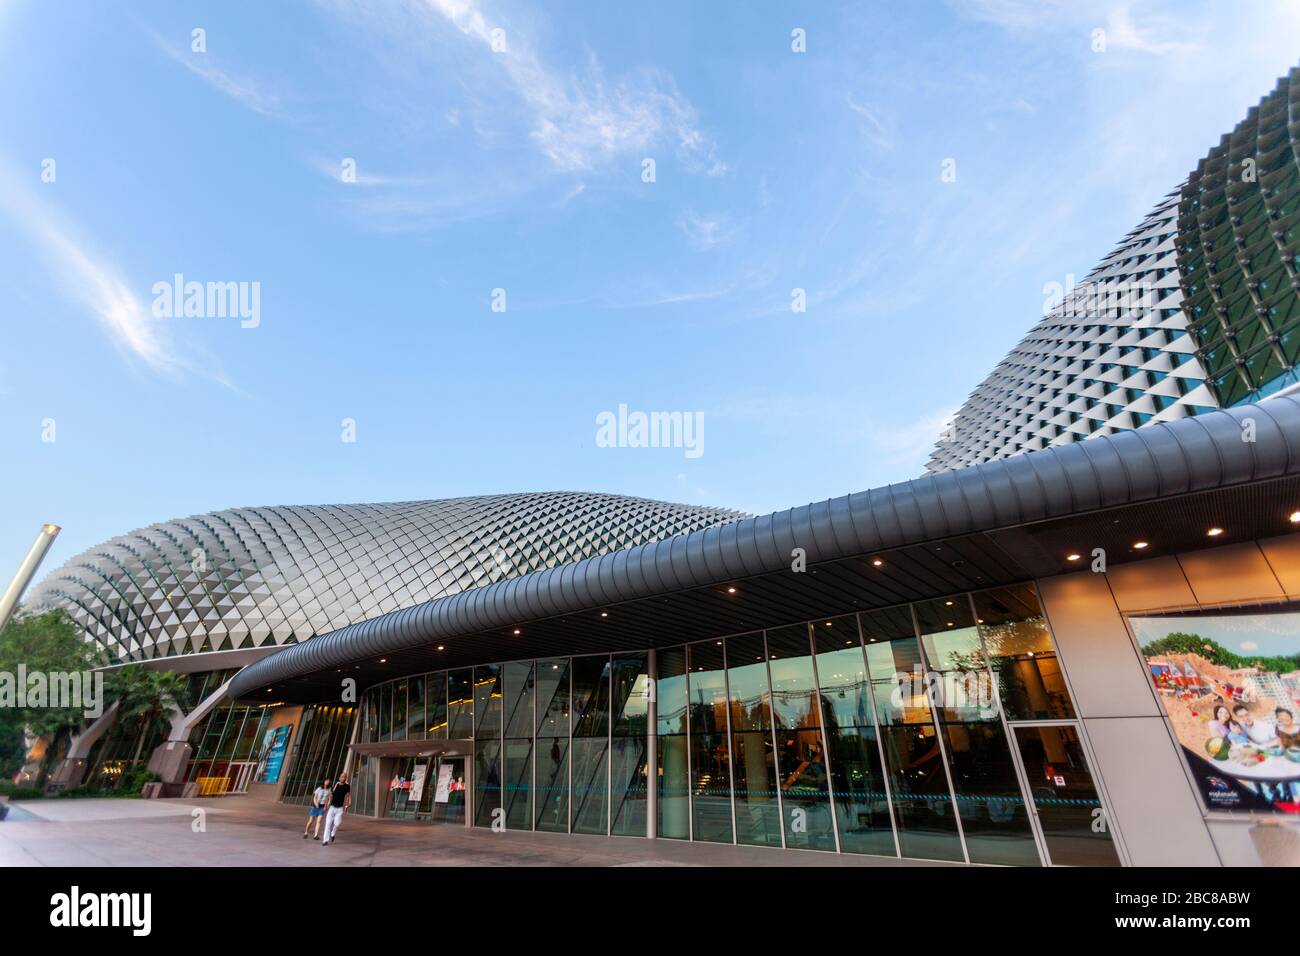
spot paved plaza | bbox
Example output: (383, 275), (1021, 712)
(0, 797), (943, 867)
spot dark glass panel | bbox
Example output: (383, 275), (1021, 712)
(377, 683), (392, 742)
(571, 737), (609, 834)
(916, 597), (1040, 866)
(611, 654), (650, 737)
(474, 665), (502, 740)
(405, 676), (426, 741)
(572, 656), (611, 739)
(776, 727), (835, 850)
(534, 736), (569, 832)
(1014, 725), (1121, 866)
(657, 734), (690, 840)
(447, 669), (473, 739)
(391, 679), (409, 742)
(824, 723), (895, 856)
(474, 739), (502, 828)
(503, 661), (535, 738)
(426, 672), (448, 738)
(657, 648), (689, 736)
(687, 641), (727, 734)
(974, 586), (1075, 720)
(610, 736), (648, 837)
(503, 737), (532, 830)
(767, 625), (821, 729)
(726, 632), (772, 731)
(732, 730), (782, 846)
(535, 658), (570, 738)
(689, 732), (733, 843)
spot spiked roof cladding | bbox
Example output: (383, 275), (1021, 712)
(25, 493), (745, 662)
(229, 398), (1300, 701)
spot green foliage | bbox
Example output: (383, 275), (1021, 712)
(108, 667), (191, 765)
(1141, 631), (1300, 675)
(0, 709), (25, 778)
(0, 609), (106, 738)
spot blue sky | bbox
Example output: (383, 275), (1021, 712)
(2, 0), (1299, 574)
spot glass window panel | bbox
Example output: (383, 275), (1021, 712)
(657, 647), (688, 736)
(503, 661), (535, 738)
(824, 723), (895, 856)
(726, 633), (772, 731)
(732, 730), (782, 846)
(863, 615), (964, 862)
(610, 737), (648, 837)
(426, 672), (448, 739)
(974, 586), (1076, 720)
(813, 619), (873, 728)
(1014, 725), (1120, 866)
(572, 656), (612, 738)
(391, 679), (409, 742)
(377, 683), (392, 742)
(767, 625), (820, 729)
(687, 641), (727, 734)
(534, 735), (569, 832)
(657, 735), (690, 839)
(571, 737), (609, 834)
(474, 739), (502, 828)
(611, 654), (649, 737)
(535, 658), (570, 738)
(776, 727), (835, 850)
(448, 669), (473, 739)
(689, 732), (733, 843)
(474, 665), (502, 740)
(503, 738), (532, 831)
(916, 597), (1040, 866)
(405, 676), (426, 741)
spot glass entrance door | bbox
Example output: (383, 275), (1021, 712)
(1011, 723), (1120, 866)
(387, 758), (433, 821)
(430, 756), (467, 825)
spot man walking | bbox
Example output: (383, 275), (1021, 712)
(322, 771), (351, 845)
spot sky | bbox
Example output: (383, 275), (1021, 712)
(2, 0), (1299, 576)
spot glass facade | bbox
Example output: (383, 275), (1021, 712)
(339, 584), (1119, 865)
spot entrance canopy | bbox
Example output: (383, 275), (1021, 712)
(229, 398), (1300, 704)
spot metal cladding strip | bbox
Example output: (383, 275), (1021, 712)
(228, 397), (1300, 698)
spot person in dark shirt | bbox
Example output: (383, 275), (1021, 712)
(322, 772), (351, 845)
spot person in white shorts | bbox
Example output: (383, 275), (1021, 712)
(322, 772), (351, 845)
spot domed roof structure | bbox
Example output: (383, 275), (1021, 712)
(25, 492), (745, 662)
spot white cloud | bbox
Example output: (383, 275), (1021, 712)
(846, 94), (895, 150)
(0, 164), (237, 390)
(328, 0), (723, 175)
(152, 34), (282, 118)
(676, 210), (735, 251)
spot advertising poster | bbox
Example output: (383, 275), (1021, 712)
(1131, 609), (1300, 814)
(409, 764), (428, 804)
(434, 763), (454, 804)
(254, 724), (292, 785)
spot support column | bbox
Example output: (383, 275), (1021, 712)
(646, 648), (657, 839)
(146, 672), (238, 784)
(47, 700), (120, 789)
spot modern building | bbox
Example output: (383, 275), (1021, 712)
(929, 65), (1300, 473)
(26, 66), (1300, 867)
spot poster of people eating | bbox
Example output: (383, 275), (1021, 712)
(1131, 609), (1300, 814)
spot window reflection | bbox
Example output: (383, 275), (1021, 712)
(727, 633), (781, 846)
(657, 648), (690, 840)
(975, 586), (1075, 720)
(687, 641), (732, 843)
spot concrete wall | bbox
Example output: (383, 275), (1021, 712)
(1036, 533), (1300, 867)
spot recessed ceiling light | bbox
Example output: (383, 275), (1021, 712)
(871, 559), (884, 567)
(825, 621), (833, 626)
(437, 645), (445, 651)
(1290, 511), (1300, 524)
(727, 586), (736, 594)
(513, 628), (521, 635)
(946, 622), (954, 627)
(1066, 553), (1082, 561)
(1133, 541), (1149, 550)
(944, 600), (953, 606)
(379, 658), (387, 663)
(1207, 527), (1224, 537)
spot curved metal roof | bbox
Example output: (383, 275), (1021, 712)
(27, 492), (743, 662)
(229, 397), (1300, 699)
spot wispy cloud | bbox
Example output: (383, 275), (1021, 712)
(950, 0), (1204, 55)
(846, 94), (895, 150)
(0, 164), (238, 391)
(325, 0), (724, 175)
(152, 33), (283, 117)
(676, 210), (736, 251)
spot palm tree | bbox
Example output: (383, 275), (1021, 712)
(114, 668), (190, 767)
